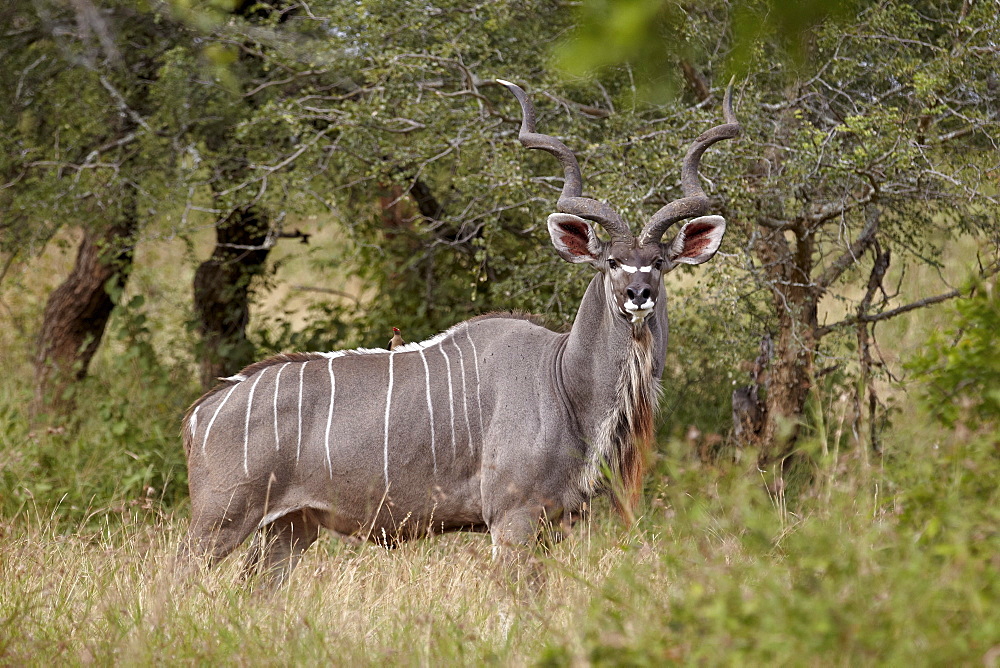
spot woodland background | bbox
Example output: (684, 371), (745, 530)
(1, 0), (999, 663)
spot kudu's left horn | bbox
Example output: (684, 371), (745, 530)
(638, 82), (741, 246)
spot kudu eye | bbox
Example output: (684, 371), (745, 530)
(607, 258), (618, 270)
(653, 259), (664, 271)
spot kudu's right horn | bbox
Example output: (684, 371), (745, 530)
(497, 79), (634, 245)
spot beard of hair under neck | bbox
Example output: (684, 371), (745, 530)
(587, 322), (661, 524)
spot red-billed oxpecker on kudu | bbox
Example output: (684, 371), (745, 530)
(388, 327), (405, 351)
(181, 79), (740, 584)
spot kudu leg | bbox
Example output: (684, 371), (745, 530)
(183, 493), (265, 569)
(489, 507), (549, 590)
(242, 508), (321, 588)
(184, 518), (261, 567)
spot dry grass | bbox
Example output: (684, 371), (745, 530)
(0, 508), (636, 665)
(4, 417), (999, 667)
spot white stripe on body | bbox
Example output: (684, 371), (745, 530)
(383, 352), (396, 487)
(419, 349), (438, 476)
(202, 382), (242, 454)
(325, 356), (336, 478)
(189, 405), (200, 439)
(273, 362), (291, 451)
(243, 367), (269, 476)
(296, 361), (306, 463)
(438, 341), (458, 458)
(452, 337), (474, 454)
(466, 328), (484, 439)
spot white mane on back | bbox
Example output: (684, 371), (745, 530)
(317, 326), (458, 359)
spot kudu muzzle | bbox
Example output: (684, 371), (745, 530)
(623, 276), (656, 323)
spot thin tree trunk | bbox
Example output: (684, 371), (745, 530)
(193, 205), (271, 389)
(755, 226), (818, 463)
(762, 310), (816, 452)
(32, 202), (137, 415)
(855, 244), (891, 452)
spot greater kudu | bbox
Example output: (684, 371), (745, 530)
(182, 80), (740, 582)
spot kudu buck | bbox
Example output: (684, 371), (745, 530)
(182, 80), (740, 583)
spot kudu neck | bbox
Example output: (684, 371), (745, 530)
(561, 273), (667, 433)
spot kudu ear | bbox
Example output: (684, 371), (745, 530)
(666, 215), (727, 265)
(547, 213), (606, 264)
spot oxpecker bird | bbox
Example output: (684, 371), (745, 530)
(388, 327), (405, 350)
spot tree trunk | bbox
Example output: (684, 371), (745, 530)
(193, 205), (271, 389)
(755, 226), (818, 463)
(762, 310), (816, 452)
(32, 206), (137, 415)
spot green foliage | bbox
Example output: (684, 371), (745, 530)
(0, 297), (194, 523)
(658, 252), (774, 440)
(553, 0), (695, 100)
(253, 301), (357, 355)
(729, 0), (860, 75)
(557, 0), (862, 100)
(562, 424), (1000, 664)
(908, 278), (1000, 430)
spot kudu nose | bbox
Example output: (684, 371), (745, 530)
(626, 286), (652, 302)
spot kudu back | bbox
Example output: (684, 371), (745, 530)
(182, 81), (740, 583)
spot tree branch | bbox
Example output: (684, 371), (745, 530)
(814, 205), (880, 291)
(291, 284), (360, 305)
(806, 181), (876, 227)
(759, 216), (800, 230)
(98, 75), (151, 133)
(215, 128), (330, 198)
(277, 228), (311, 244)
(815, 261), (1000, 337)
(680, 60), (710, 102)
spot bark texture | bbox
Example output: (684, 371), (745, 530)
(33, 210), (137, 414)
(193, 205), (271, 389)
(755, 225), (818, 462)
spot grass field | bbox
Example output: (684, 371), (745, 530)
(2, 412), (998, 665)
(2, 228), (998, 665)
